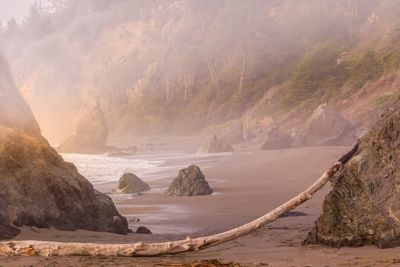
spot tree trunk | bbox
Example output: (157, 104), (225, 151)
(165, 75), (170, 105)
(206, 56), (216, 82)
(238, 54), (247, 95)
(183, 75), (188, 102)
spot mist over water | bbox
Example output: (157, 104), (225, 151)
(1, 2), (400, 262)
(61, 151), (231, 188)
(0, 0), (388, 144)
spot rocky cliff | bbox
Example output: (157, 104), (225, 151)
(0, 56), (129, 239)
(305, 100), (400, 248)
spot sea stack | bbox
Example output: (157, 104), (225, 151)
(305, 102), (400, 248)
(0, 55), (129, 239)
(57, 103), (110, 154)
(197, 135), (234, 154)
(164, 165), (213, 196)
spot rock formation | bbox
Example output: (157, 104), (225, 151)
(115, 173), (150, 194)
(304, 102), (400, 248)
(135, 226), (152, 234)
(0, 55), (129, 240)
(197, 135), (234, 154)
(57, 104), (110, 154)
(261, 127), (293, 150)
(164, 165), (213, 196)
(0, 59), (40, 136)
(298, 103), (355, 146)
(216, 120), (244, 144)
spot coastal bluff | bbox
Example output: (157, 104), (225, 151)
(0, 55), (129, 239)
(305, 101), (400, 248)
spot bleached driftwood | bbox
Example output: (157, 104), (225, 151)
(0, 145), (357, 257)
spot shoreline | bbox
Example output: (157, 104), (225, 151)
(5, 145), (400, 266)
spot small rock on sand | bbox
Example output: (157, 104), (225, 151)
(136, 226), (152, 234)
(115, 173), (150, 194)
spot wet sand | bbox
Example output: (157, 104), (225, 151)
(113, 146), (346, 236)
(2, 146), (400, 266)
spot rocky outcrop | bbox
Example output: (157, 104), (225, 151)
(0, 56), (129, 240)
(164, 165), (213, 196)
(298, 103), (355, 146)
(115, 173), (150, 194)
(304, 102), (400, 248)
(261, 127), (293, 150)
(135, 226), (152, 234)
(57, 104), (110, 154)
(0, 56), (40, 136)
(242, 115), (274, 142)
(197, 135), (234, 154)
(217, 120), (244, 144)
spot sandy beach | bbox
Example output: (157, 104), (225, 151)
(2, 145), (400, 266)
(3, 1), (400, 265)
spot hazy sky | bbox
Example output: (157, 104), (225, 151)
(0, 0), (49, 24)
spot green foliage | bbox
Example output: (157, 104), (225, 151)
(371, 93), (400, 109)
(347, 50), (383, 89)
(283, 42), (349, 107)
(282, 42), (400, 111)
(382, 45), (400, 74)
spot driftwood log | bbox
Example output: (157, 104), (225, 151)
(0, 145), (358, 257)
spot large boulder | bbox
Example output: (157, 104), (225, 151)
(164, 165), (213, 196)
(115, 173), (150, 194)
(261, 127), (293, 150)
(0, 55), (129, 240)
(57, 104), (110, 154)
(197, 135), (234, 154)
(304, 102), (400, 248)
(298, 103), (355, 146)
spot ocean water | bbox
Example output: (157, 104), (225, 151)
(60, 151), (231, 233)
(60, 151), (230, 186)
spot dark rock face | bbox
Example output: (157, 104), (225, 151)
(116, 173), (150, 194)
(197, 135), (234, 154)
(136, 226), (152, 234)
(164, 165), (213, 196)
(305, 102), (400, 248)
(0, 56), (129, 239)
(261, 128), (293, 150)
(298, 103), (355, 146)
(57, 104), (110, 154)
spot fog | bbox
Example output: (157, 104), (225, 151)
(0, 55), (40, 134)
(0, 0), (397, 144)
(0, 0), (49, 22)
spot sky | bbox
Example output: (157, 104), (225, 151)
(0, 0), (49, 24)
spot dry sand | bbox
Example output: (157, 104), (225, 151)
(2, 145), (400, 266)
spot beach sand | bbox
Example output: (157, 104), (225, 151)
(2, 145), (400, 266)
